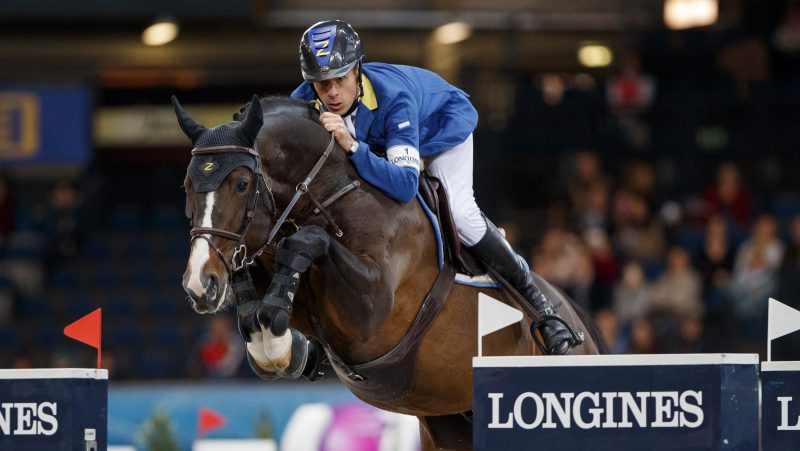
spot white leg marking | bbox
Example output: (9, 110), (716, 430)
(186, 192), (216, 296)
(262, 327), (292, 360)
(246, 328), (293, 373)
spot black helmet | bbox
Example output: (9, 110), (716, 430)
(300, 20), (364, 82)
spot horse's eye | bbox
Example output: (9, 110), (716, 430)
(237, 180), (249, 193)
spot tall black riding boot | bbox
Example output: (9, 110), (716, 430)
(468, 220), (577, 355)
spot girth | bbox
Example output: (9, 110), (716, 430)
(309, 262), (456, 402)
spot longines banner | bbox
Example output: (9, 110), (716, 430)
(0, 368), (107, 451)
(473, 354), (759, 451)
(0, 87), (91, 164)
(761, 361), (800, 450)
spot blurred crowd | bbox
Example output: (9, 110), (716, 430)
(504, 152), (800, 359)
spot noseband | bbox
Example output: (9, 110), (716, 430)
(188, 136), (359, 276)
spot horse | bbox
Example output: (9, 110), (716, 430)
(174, 94), (605, 450)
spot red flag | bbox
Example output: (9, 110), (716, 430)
(64, 308), (102, 348)
(64, 308), (102, 368)
(197, 407), (226, 436)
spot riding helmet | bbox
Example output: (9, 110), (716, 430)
(300, 20), (364, 82)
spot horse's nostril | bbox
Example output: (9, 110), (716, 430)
(205, 274), (219, 300)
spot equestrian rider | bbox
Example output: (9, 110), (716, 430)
(291, 20), (578, 355)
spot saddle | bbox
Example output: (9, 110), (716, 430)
(417, 173), (484, 276)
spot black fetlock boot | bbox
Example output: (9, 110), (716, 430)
(468, 220), (578, 355)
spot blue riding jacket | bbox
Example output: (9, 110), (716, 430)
(291, 62), (478, 203)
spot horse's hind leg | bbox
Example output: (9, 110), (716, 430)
(418, 414), (472, 450)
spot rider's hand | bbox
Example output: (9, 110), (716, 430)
(320, 112), (356, 153)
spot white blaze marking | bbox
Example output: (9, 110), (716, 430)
(187, 192), (215, 296)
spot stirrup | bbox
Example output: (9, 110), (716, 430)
(531, 314), (585, 355)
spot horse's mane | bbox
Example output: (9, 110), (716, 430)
(233, 95), (320, 123)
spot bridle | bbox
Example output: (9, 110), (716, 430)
(188, 144), (276, 277)
(187, 135), (359, 277)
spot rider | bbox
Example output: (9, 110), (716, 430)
(291, 20), (578, 355)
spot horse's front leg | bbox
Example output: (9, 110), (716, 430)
(240, 225), (390, 379)
(236, 225), (342, 375)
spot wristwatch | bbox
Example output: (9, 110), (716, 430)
(347, 140), (359, 156)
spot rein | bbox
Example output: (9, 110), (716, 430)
(265, 135), (341, 244)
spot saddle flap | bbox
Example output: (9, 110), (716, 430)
(419, 173), (484, 276)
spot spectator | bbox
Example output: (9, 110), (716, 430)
(717, 36), (771, 100)
(584, 228), (618, 310)
(193, 315), (245, 378)
(612, 191), (666, 265)
(728, 215), (785, 337)
(530, 227), (582, 289)
(577, 180), (612, 233)
(593, 309), (628, 354)
(773, 1), (800, 55)
(777, 214), (800, 306)
(649, 246), (704, 320)
(612, 261), (650, 327)
(672, 315), (705, 353)
(628, 318), (662, 354)
(606, 51), (656, 149)
(702, 162), (753, 230)
(567, 151), (611, 231)
(694, 215), (736, 350)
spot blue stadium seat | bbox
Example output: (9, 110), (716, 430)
(137, 352), (171, 379)
(18, 296), (52, 319)
(52, 268), (80, 290)
(93, 268), (122, 289)
(152, 322), (181, 347)
(108, 323), (142, 348)
(772, 194), (800, 221)
(148, 296), (182, 317)
(65, 294), (92, 318)
(82, 239), (113, 260)
(678, 227), (705, 255)
(128, 265), (157, 287)
(110, 205), (141, 232)
(123, 241), (153, 259)
(105, 296), (135, 317)
(152, 204), (186, 232)
(0, 327), (20, 348)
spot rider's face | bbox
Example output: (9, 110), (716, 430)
(312, 68), (359, 115)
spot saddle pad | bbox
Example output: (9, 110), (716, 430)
(416, 192), (500, 288)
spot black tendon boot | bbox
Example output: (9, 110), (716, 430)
(468, 220), (579, 355)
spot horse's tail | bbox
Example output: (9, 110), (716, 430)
(570, 300), (611, 355)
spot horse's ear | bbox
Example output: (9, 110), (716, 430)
(171, 95), (207, 145)
(238, 94), (263, 147)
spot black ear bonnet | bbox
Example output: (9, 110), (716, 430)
(187, 145), (258, 193)
(174, 95), (264, 193)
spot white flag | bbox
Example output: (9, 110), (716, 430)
(768, 298), (800, 341)
(478, 293), (523, 337)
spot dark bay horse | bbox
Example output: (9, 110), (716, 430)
(175, 95), (604, 450)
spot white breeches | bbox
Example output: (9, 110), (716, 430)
(425, 134), (487, 246)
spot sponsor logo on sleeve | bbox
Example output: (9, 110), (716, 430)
(387, 145), (420, 171)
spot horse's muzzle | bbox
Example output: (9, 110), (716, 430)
(183, 273), (221, 313)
